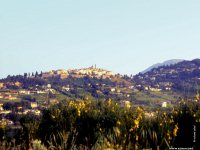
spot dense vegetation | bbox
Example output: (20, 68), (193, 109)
(0, 98), (199, 150)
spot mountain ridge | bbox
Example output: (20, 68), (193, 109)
(141, 59), (185, 74)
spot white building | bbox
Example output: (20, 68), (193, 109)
(162, 102), (167, 108)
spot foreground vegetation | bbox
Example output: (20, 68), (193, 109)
(0, 97), (199, 150)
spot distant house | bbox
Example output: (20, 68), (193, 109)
(144, 86), (149, 91)
(110, 88), (116, 92)
(30, 102), (38, 109)
(0, 103), (3, 111)
(4, 94), (17, 100)
(149, 87), (162, 92)
(23, 109), (41, 115)
(33, 109), (41, 115)
(136, 84), (142, 88)
(165, 87), (171, 91)
(14, 81), (21, 87)
(56, 69), (68, 75)
(23, 109), (31, 115)
(0, 94), (4, 99)
(60, 74), (68, 79)
(162, 102), (167, 108)
(17, 106), (22, 110)
(0, 83), (4, 89)
(19, 90), (30, 95)
(62, 86), (70, 91)
(47, 84), (51, 88)
(36, 90), (46, 94)
(128, 86), (134, 89)
(0, 119), (14, 126)
(0, 110), (12, 114)
(117, 89), (121, 93)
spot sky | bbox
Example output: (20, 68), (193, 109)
(0, 1), (200, 78)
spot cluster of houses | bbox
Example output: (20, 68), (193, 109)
(0, 82), (61, 127)
(0, 101), (41, 116)
(0, 101), (42, 127)
(0, 83), (58, 101)
(0, 81), (21, 89)
(0, 93), (18, 100)
(42, 66), (114, 79)
(0, 97), (60, 127)
(142, 84), (172, 92)
(134, 76), (173, 92)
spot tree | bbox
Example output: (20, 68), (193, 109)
(3, 102), (15, 110)
(19, 114), (41, 149)
(24, 73), (28, 78)
(35, 71), (39, 78)
(39, 71), (43, 77)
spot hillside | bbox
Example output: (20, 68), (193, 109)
(0, 59), (199, 106)
(0, 66), (135, 103)
(134, 59), (200, 94)
(0, 66), (132, 88)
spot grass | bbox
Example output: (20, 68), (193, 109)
(133, 91), (181, 102)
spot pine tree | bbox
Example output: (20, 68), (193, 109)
(35, 71), (38, 78)
(24, 73), (28, 78)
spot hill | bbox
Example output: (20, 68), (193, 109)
(134, 59), (200, 94)
(0, 66), (134, 102)
(141, 59), (184, 74)
(0, 60), (199, 106)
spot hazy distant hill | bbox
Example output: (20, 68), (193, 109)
(141, 59), (184, 74)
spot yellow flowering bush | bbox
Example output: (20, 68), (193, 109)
(1, 97), (199, 149)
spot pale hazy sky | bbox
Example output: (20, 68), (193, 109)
(0, 1), (200, 78)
